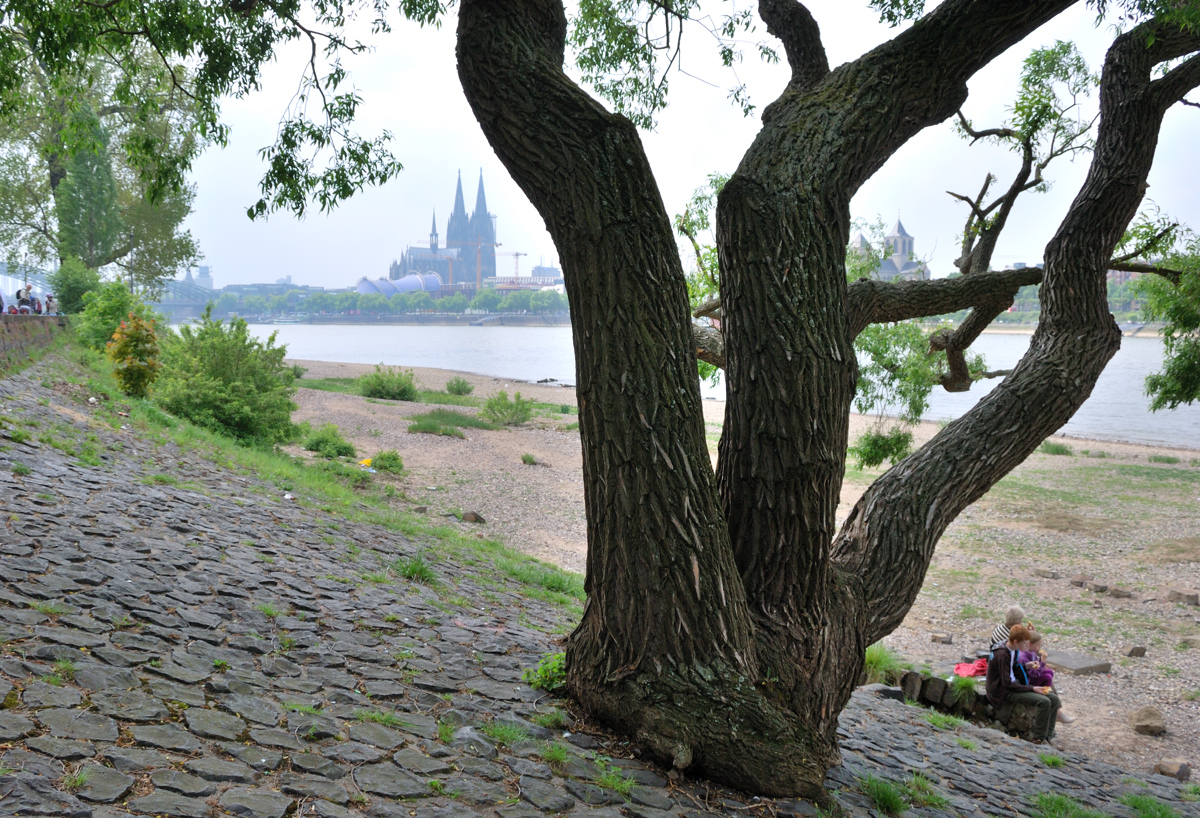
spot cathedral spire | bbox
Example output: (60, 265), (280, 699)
(473, 168), (488, 219)
(430, 209), (438, 251)
(446, 170), (471, 248)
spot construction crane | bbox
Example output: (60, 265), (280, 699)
(497, 251), (527, 277)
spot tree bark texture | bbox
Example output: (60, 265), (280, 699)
(455, 0), (1200, 798)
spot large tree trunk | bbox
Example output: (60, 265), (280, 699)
(456, 0), (1200, 798)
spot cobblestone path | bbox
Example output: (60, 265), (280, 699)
(0, 359), (1197, 818)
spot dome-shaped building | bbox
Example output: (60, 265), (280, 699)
(357, 273), (442, 298)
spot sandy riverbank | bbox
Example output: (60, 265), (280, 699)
(289, 358), (1200, 774)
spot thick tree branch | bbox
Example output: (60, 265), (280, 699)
(693, 323), (724, 369)
(1109, 260), (1184, 284)
(834, 16), (1192, 645)
(846, 267), (1043, 337)
(759, 0), (828, 90)
(693, 296), (721, 320)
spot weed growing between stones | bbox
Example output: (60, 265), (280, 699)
(1119, 793), (1183, 818)
(1039, 752), (1065, 768)
(540, 742), (569, 767)
(436, 721), (454, 743)
(532, 709), (569, 730)
(52, 659), (76, 682)
(902, 773), (949, 809)
(955, 737), (979, 751)
(391, 555), (435, 584)
(255, 603), (282, 618)
(212, 659), (228, 671)
(859, 774), (908, 816)
(480, 722), (530, 746)
(522, 652), (566, 692)
(362, 571), (391, 584)
(924, 712), (967, 731)
(11, 460), (30, 475)
(60, 768), (91, 792)
(1181, 784), (1200, 802)
(1030, 793), (1108, 818)
(32, 601), (67, 616)
(594, 758), (636, 796)
(283, 703), (317, 719)
(354, 710), (404, 728)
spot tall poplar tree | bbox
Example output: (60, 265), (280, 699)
(55, 107), (121, 269)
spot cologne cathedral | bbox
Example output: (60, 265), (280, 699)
(388, 170), (497, 287)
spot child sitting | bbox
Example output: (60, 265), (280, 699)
(1021, 631), (1054, 686)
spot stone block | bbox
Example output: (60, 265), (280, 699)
(1035, 569), (1062, 579)
(930, 633), (953, 645)
(1123, 646), (1147, 658)
(1128, 706), (1166, 736)
(899, 671), (923, 702)
(1109, 587), (1133, 599)
(1085, 581), (1109, 594)
(859, 683), (904, 702)
(1167, 588), (1199, 605)
(1153, 759), (1191, 782)
(1046, 650), (1111, 675)
(1070, 574), (1093, 587)
(919, 676), (947, 706)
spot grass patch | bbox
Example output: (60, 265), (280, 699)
(948, 674), (979, 706)
(521, 453), (537, 466)
(924, 712), (967, 731)
(540, 742), (569, 767)
(863, 642), (908, 685)
(255, 603), (282, 618)
(11, 461), (32, 476)
(436, 720), (454, 743)
(1181, 784), (1200, 802)
(1119, 794), (1182, 818)
(496, 557), (583, 600)
(60, 768), (91, 792)
(285, 702), (322, 715)
(1031, 793), (1108, 818)
(354, 709), (405, 728)
(408, 418), (464, 438)
(52, 659), (77, 682)
(1039, 752), (1065, 768)
(903, 773), (949, 809)
(32, 601), (68, 616)
(391, 555), (436, 584)
(413, 408), (500, 431)
(532, 710), (569, 730)
(955, 736), (978, 751)
(480, 722), (530, 746)
(296, 377), (358, 395)
(1148, 454), (1181, 465)
(859, 774), (908, 816)
(1039, 441), (1074, 456)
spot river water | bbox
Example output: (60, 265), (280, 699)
(254, 324), (1200, 449)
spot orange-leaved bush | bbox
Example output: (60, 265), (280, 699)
(107, 313), (162, 398)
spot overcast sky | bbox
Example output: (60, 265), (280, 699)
(182, 1), (1200, 290)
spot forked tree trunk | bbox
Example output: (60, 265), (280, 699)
(456, 0), (1200, 797)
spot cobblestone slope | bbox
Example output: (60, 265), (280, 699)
(0, 358), (1196, 818)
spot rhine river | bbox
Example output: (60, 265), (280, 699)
(254, 324), (1200, 450)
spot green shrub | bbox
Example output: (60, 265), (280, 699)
(392, 555), (435, 583)
(290, 364), (308, 380)
(523, 652), (566, 692)
(372, 450), (404, 473)
(863, 642), (907, 685)
(445, 376), (474, 396)
(848, 427), (913, 469)
(521, 453), (537, 465)
(358, 365), (419, 401)
(107, 314), (162, 398)
(48, 257), (102, 314)
(1039, 440), (1074, 456)
(482, 390), (533, 425)
(74, 281), (156, 351)
(304, 424), (356, 459)
(154, 309), (298, 446)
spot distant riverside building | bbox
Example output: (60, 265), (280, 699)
(387, 170), (498, 290)
(852, 220), (930, 281)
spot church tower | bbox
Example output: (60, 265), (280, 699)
(446, 170), (471, 249)
(469, 169), (497, 283)
(430, 210), (439, 252)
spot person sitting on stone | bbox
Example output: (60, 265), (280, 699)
(990, 604), (1025, 648)
(1022, 631), (1076, 724)
(986, 623), (1061, 743)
